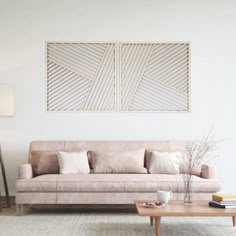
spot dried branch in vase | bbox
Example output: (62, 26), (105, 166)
(182, 129), (219, 204)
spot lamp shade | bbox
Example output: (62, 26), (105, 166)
(0, 84), (14, 117)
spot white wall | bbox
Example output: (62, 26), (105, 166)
(0, 0), (236, 195)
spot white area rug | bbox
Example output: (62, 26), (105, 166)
(0, 212), (236, 236)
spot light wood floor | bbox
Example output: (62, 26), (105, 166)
(0, 197), (17, 216)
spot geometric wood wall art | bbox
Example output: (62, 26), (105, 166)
(120, 42), (190, 112)
(46, 42), (190, 112)
(46, 42), (116, 111)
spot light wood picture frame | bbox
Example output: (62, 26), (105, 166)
(46, 41), (190, 112)
(46, 42), (116, 112)
(120, 42), (190, 112)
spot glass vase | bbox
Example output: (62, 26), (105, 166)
(184, 178), (193, 205)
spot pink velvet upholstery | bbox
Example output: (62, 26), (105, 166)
(31, 151), (60, 175)
(16, 174), (220, 193)
(201, 164), (217, 179)
(90, 149), (147, 173)
(16, 174), (58, 192)
(16, 192), (57, 204)
(18, 164), (33, 179)
(16, 192), (214, 205)
(56, 192), (214, 204)
(15, 140), (221, 207)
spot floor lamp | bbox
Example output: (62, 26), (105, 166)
(0, 84), (14, 208)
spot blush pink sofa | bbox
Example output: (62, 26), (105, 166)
(15, 141), (221, 215)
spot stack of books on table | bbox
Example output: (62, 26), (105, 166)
(209, 194), (236, 208)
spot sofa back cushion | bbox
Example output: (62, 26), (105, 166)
(62, 141), (170, 170)
(148, 151), (181, 174)
(31, 151), (60, 176)
(90, 148), (147, 173)
(29, 140), (202, 176)
(58, 151), (90, 174)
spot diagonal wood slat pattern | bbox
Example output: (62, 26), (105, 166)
(121, 43), (190, 111)
(83, 44), (116, 110)
(47, 43), (116, 111)
(47, 42), (189, 112)
(121, 43), (154, 111)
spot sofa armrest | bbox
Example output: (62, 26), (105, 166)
(201, 164), (217, 179)
(18, 164), (33, 180)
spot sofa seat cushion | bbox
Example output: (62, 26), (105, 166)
(16, 174), (58, 192)
(56, 174), (221, 193)
(16, 174), (221, 193)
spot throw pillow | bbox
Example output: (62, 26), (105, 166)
(148, 151), (181, 174)
(58, 151), (90, 174)
(90, 148), (147, 173)
(31, 151), (60, 176)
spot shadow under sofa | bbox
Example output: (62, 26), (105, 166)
(15, 140), (221, 215)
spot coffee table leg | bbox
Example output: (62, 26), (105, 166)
(155, 216), (161, 236)
(232, 216), (236, 226)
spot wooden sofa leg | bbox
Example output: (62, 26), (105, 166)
(16, 204), (24, 216)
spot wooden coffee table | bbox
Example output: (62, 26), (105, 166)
(135, 201), (236, 236)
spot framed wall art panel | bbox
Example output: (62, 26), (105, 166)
(120, 42), (190, 112)
(46, 42), (116, 111)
